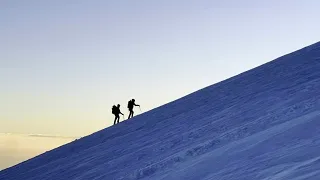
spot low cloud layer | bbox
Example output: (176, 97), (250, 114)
(0, 133), (79, 139)
(0, 133), (77, 170)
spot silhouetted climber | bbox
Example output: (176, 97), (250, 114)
(127, 99), (140, 119)
(112, 104), (124, 125)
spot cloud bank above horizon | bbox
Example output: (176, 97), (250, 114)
(0, 133), (75, 170)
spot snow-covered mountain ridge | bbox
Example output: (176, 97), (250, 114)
(1, 41), (320, 180)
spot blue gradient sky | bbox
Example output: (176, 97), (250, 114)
(1, 0), (320, 137)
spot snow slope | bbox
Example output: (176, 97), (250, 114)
(1, 41), (320, 180)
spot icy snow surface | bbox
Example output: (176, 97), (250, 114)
(1, 42), (320, 180)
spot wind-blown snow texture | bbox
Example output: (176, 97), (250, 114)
(1, 42), (320, 180)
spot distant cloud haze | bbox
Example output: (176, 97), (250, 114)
(0, 133), (75, 170)
(27, 134), (78, 139)
(0, 133), (78, 139)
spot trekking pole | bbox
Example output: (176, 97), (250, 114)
(139, 106), (142, 112)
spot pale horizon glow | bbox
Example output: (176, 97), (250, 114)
(0, 133), (75, 170)
(1, 0), (320, 169)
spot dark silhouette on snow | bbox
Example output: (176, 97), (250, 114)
(112, 104), (123, 125)
(127, 99), (140, 119)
